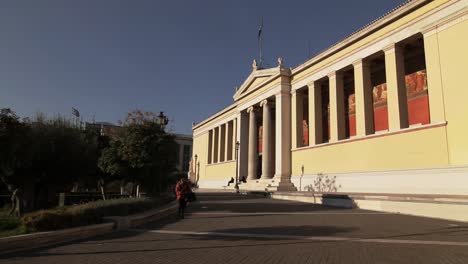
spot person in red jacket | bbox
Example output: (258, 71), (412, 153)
(175, 178), (191, 218)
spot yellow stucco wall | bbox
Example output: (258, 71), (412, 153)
(193, 130), (236, 181)
(436, 19), (468, 166)
(291, 126), (450, 175)
(205, 161), (236, 179)
(192, 131), (209, 180)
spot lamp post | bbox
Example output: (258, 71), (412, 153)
(235, 141), (240, 193)
(157, 111), (169, 130)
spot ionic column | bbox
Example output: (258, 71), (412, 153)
(353, 59), (374, 136)
(207, 130), (213, 164)
(260, 100), (273, 179)
(232, 119), (237, 160)
(212, 128), (218, 163)
(384, 43), (408, 131)
(329, 71), (346, 142)
(239, 111), (249, 179)
(219, 124), (226, 162)
(291, 90), (304, 148)
(225, 121), (232, 161)
(308, 81), (322, 145)
(247, 106), (258, 180)
(274, 90), (291, 180)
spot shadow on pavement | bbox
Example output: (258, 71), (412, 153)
(0, 193), (360, 260)
(185, 225), (358, 240)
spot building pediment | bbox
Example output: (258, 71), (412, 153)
(233, 58), (290, 102)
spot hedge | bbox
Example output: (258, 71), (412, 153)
(22, 195), (173, 232)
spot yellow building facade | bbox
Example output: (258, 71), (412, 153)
(192, 0), (468, 221)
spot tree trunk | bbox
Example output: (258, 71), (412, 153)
(9, 188), (24, 217)
(98, 179), (106, 200)
(100, 185), (106, 200)
(120, 180), (126, 195)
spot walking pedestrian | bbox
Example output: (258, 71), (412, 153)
(175, 178), (191, 218)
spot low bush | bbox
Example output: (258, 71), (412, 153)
(23, 194), (173, 232)
(0, 209), (28, 237)
(0, 212), (22, 231)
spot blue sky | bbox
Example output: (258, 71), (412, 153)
(0, 0), (405, 134)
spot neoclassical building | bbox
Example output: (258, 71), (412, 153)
(192, 0), (468, 220)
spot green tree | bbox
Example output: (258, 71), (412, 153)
(97, 137), (130, 198)
(0, 109), (31, 216)
(0, 109), (101, 214)
(99, 110), (177, 196)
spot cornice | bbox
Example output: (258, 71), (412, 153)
(291, 0), (430, 76)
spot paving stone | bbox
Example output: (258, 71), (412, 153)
(2, 193), (468, 264)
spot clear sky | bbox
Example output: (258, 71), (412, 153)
(0, 0), (405, 134)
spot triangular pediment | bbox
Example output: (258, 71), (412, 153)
(233, 67), (282, 101)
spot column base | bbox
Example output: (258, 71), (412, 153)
(260, 175), (274, 180)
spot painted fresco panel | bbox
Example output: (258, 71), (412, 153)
(302, 120), (309, 146)
(346, 89), (356, 137)
(406, 70), (429, 125)
(373, 83), (389, 131)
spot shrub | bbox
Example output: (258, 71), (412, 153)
(0, 210), (28, 237)
(23, 195), (173, 232)
(0, 213), (22, 231)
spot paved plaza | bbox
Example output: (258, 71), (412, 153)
(2, 192), (468, 264)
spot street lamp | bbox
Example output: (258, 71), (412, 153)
(235, 141), (240, 193)
(157, 111), (169, 129)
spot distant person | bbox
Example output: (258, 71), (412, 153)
(227, 177), (234, 186)
(175, 178), (191, 219)
(240, 176), (247, 183)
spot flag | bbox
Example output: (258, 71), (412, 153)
(258, 17), (263, 41)
(72, 107), (80, 118)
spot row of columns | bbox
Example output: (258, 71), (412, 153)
(242, 83), (292, 183)
(293, 42), (430, 148)
(208, 120), (236, 164)
(246, 100), (274, 180)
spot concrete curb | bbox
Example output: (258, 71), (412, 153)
(0, 222), (115, 255)
(104, 201), (178, 229)
(0, 201), (178, 255)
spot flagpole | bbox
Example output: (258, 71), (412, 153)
(258, 17), (263, 68)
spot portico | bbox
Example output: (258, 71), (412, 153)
(233, 60), (296, 191)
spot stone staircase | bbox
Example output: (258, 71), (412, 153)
(238, 178), (297, 192)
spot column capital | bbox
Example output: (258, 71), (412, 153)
(352, 59), (370, 69)
(290, 89), (297, 96)
(247, 106), (256, 113)
(260, 99), (270, 107)
(306, 81), (315, 89)
(383, 43), (404, 55)
(328, 71), (343, 80)
(276, 91), (290, 98)
(421, 25), (437, 38)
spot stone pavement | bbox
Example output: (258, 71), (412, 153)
(2, 192), (468, 264)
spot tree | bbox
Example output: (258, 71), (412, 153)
(99, 110), (177, 196)
(0, 109), (30, 216)
(98, 137), (130, 198)
(0, 109), (101, 214)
